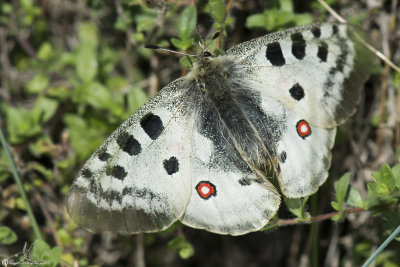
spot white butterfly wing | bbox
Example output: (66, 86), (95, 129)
(181, 100), (280, 235)
(257, 94), (336, 198)
(67, 78), (195, 234)
(225, 23), (370, 198)
(227, 23), (371, 128)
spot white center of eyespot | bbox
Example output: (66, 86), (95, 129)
(300, 124), (308, 133)
(201, 186), (210, 194)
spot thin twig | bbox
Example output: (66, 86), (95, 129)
(267, 207), (365, 229)
(317, 0), (346, 23)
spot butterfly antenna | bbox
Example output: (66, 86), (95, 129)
(144, 44), (197, 57)
(196, 24), (206, 45)
(205, 31), (221, 47)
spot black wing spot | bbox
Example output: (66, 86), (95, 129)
(106, 165), (127, 180)
(98, 151), (111, 161)
(140, 113), (164, 140)
(311, 27), (321, 38)
(332, 24), (338, 35)
(318, 41), (328, 62)
(291, 33), (306, 60)
(116, 132), (141, 156)
(238, 178), (251, 186)
(289, 83), (305, 101)
(163, 156), (179, 175)
(266, 42), (285, 66)
(81, 168), (93, 178)
(280, 151), (287, 163)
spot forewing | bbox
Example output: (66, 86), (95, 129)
(67, 78), (195, 234)
(180, 99), (281, 236)
(227, 23), (371, 128)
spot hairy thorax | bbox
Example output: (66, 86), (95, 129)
(186, 55), (276, 178)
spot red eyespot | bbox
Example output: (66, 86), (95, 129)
(296, 120), (311, 139)
(196, 181), (217, 200)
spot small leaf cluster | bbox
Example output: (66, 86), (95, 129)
(331, 164), (400, 216)
(246, 0), (313, 31)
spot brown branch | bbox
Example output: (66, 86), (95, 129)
(268, 207), (366, 229)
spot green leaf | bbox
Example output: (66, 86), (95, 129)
(284, 197), (308, 219)
(392, 164), (400, 188)
(279, 0), (293, 12)
(176, 5), (197, 40)
(31, 240), (61, 267)
(0, 226), (17, 245)
(63, 114), (106, 161)
(179, 56), (194, 69)
(78, 22), (99, 48)
(32, 96), (59, 124)
(37, 42), (53, 62)
(209, 0), (225, 24)
(16, 197), (26, 210)
(76, 46), (98, 83)
(246, 7), (312, 31)
(331, 173), (350, 211)
(26, 162), (53, 181)
(171, 37), (195, 51)
(245, 14), (266, 29)
(3, 105), (41, 144)
(171, 38), (183, 50)
(168, 237), (194, 259)
(57, 229), (72, 246)
(347, 186), (365, 208)
(114, 11), (133, 31)
(127, 87), (149, 114)
(137, 19), (155, 33)
(26, 73), (49, 94)
(370, 165), (396, 195)
(379, 164), (396, 192)
(47, 85), (71, 100)
(1, 2), (12, 14)
(292, 13), (313, 26)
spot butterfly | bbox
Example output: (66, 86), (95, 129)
(67, 23), (371, 236)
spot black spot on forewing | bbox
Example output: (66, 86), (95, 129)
(318, 42), (328, 62)
(332, 24), (338, 35)
(98, 151), (111, 161)
(238, 178), (251, 186)
(140, 113), (164, 140)
(289, 83), (305, 101)
(163, 156), (179, 175)
(106, 165), (127, 180)
(291, 33), (306, 60)
(81, 168), (93, 178)
(311, 27), (321, 38)
(266, 42), (285, 66)
(117, 132), (141, 156)
(280, 151), (287, 163)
